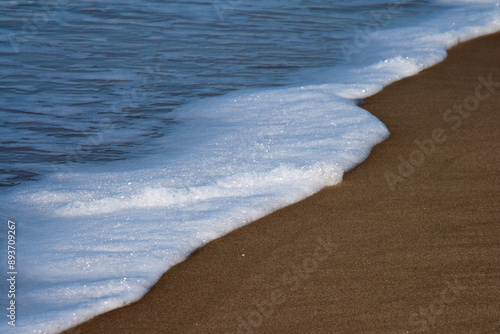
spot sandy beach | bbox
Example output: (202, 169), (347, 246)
(64, 32), (500, 333)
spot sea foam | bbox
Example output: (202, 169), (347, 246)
(1, 1), (499, 333)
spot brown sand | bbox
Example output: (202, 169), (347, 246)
(64, 32), (500, 333)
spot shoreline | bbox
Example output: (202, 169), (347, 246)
(64, 32), (500, 333)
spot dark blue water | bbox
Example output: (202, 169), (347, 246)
(0, 0), (431, 187)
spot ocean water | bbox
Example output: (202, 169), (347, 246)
(0, 0), (499, 332)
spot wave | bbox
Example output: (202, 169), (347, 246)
(1, 1), (499, 332)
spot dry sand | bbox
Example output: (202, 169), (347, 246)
(65, 32), (500, 334)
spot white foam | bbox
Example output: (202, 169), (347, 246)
(1, 1), (500, 333)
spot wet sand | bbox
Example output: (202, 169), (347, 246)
(64, 32), (500, 334)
